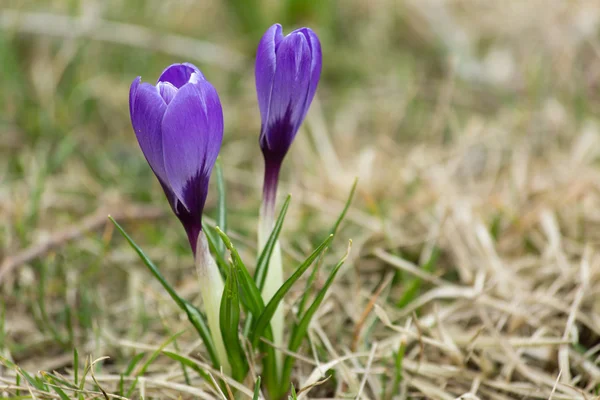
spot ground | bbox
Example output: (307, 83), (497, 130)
(2, 1), (600, 399)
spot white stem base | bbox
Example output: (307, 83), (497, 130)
(196, 232), (231, 375)
(258, 211), (284, 371)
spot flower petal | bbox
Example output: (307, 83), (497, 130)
(131, 82), (169, 183)
(262, 32), (311, 154)
(129, 76), (141, 118)
(255, 24), (283, 125)
(161, 80), (223, 216)
(157, 63), (205, 88)
(157, 81), (178, 104)
(295, 28), (322, 120)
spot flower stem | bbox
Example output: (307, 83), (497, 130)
(258, 157), (284, 371)
(195, 231), (231, 375)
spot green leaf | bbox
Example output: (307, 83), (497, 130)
(254, 195), (291, 292)
(251, 234), (333, 347)
(219, 263), (248, 381)
(125, 331), (185, 397)
(73, 348), (79, 385)
(212, 227), (278, 394)
(281, 242), (352, 390)
(298, 178), (357, 317)
(109, 216), (219, 368)
(396, 247), (439, 309)
(162, 351), (212, 384)
(124, 353), (145, 376)
(215, 227), (265, 316)
(391, 339), (407, 398)
(252, 376), (262, 400)
(215, 158), (227, 257)
(331, 178), (358, 236)
(201, 221), (229, 279)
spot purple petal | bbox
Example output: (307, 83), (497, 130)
(158, 63), (205, 89)
(262, 32), (311, 153)
(255, 24), (283, 124)
(161, 80), (223, 216)
(157, 81), (178, 104)
(295, 28), (322, 120)
(129, 76), (141, 118)
(131, 82), (169, 184)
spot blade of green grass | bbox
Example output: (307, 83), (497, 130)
(280, 241), (351, 395)
(215, 227), (265, 316)
(297, 178), (357, 317)
(123, 353), (145, 376)
(331, 178), (358, 236)
(125, 331), (185, 397)
(202, 221), (229, 279)
(254, 195), (291, 291)
(396, 247), (439, 308)
(251, 234), (333, 347)
(252, 376), (262, 400)
(161, 351), (212, 383)
(215, 158), (227, 257)
(109, 216), (219, 368)
(220, 263), (247, 382)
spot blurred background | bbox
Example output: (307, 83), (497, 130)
(3, 0), (600, 397)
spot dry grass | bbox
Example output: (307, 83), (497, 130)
(2, 0), (600, 399)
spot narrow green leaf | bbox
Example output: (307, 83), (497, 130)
(0, 357), (46, 391)
(298, 179), (357, 317)
(252, 376), (262, 400)
(215, 227), (265, 316)
(251, 234), (333, 347)
(254, 195), (292, 291)
(182, 301), (220, 367)
(124, 353), (145, 376)
(331, 178), (358, 236)
(219, 264), (247, 381)
(281, 242), (352, 388)
(72, 348), (79, 385)
(396, 247), (439, 309)
(44, 377), (70, 400)
(288, 384), (298, 400)
(215, 158), (227, 257)
(109, 216), (219, 368)
(392, 339), (407, 398)
(162, 351), (212, 383)
(126, 331), (185, 397)
(137, 331), (185, 377)
(202, 221), (229, 279)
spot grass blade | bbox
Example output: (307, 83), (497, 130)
(162, 351), (212, 383)
(251, 234), (333, 347)
(109, 216), (219, 368)
(252, 376), (262, 400)
(220, 263), (248, 381)
(215, 158), (227, 257)
(254, 195), (291, 292)
(298, 178), (357, 317)
(280, 241), (352, 393)
(215, 227), (265, 316)
(331, 178), (358, 236)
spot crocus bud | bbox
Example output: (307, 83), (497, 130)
(129, 63), (224, 254)
(255, 24), (322, 182)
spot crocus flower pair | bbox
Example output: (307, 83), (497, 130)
(129, 24), (322, 254)
(128, 24), (322, 374)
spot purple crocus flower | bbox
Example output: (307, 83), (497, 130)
(129, 63), (223, 254)
(255, 23), (322, 207)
